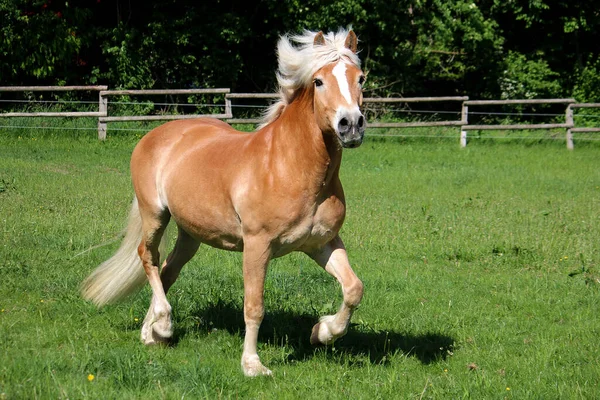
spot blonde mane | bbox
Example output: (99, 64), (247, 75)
(259, 28), (361, 128)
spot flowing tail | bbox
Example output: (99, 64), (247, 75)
(81, 197), (168, 307)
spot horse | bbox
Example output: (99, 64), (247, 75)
(82, 28), (367, 377)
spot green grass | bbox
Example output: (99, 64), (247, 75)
(1, 123), (599, 399)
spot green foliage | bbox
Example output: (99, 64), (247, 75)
(411, 1), (500, 80)
(499, 51), (563, 99)
(0, 0), (599, 99)
(0, 0), (84, 82)
(99, 25), (155, 89)
(572, 57), (600, 102)
(571, 56), (600, 126)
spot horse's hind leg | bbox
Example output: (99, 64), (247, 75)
(136, 202), (173, 345)
(160, 227), (200, 293)
(141, 226), (200, 345)
(306, 235), (364, 345)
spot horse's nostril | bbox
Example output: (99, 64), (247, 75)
(338, 118), (350, 135)
(358, 116), (364, 128)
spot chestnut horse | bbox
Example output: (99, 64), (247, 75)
(82, 28), (366, 376)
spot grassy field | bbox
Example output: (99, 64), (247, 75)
(1, 123), (599, 399)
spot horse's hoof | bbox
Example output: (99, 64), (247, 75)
(141, 322), (171, 346)
(142, 336), (170, 346)
(241, 355), (273, 377)
(243, 364), (273, 377)
(310, 322), (323, 345)
(152, 321), (173, 340)
(310, 321), (334, 346)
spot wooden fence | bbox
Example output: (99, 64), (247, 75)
(566, 103), (600, 150)
(460, 98), (576, 148)
(0, 86), (107, 118)
(1, 86), (598, 149)
(97, 88), (231, 140)
(225, 93), (277, 124)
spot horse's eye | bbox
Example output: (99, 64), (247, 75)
(314, 78), (323, 87)
(358, 75), (365, 85)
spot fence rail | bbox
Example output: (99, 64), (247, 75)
(0, 86), (598, 149)
(565, 103), (600, 150)
(0, 86), (107, 118)
(224, 93), (278, 124)
(1, 111), (105, 118)
(459, 98), (579, 148)
(363, 96), (468, 129)
(0, 86), (108, 92)
(96, 88), (231, 139)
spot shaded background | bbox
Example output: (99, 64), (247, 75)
(1, 0), (599, 101)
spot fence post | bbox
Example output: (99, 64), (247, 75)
(98, 91), (107, 140)
(566, 129), (574, 150)
(565, 103), (574, 150)
(460, 129), (467, 148)
(225, 96), (233, 119)
(460, 101), (468, 147)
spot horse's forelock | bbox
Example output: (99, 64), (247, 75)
(259, 28), (360, 129)
(279, 29), (360, 94)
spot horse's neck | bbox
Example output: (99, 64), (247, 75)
(267, 91), (343, 186)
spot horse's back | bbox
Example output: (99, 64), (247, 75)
(132, 117), (249, 166)
(130, 118), (251, 248)
(137, 118), (243, 149)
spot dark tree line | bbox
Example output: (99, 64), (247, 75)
(1, 0), (599, 101)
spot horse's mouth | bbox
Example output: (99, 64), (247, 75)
(338, 132), (364, 148)
(342, 139), (363, 148)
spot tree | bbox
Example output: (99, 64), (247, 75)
(0, 0), (86, 84)
(1, 0), (599, 101)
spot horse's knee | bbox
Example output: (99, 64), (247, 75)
(344, 278), (364, 308)
(244, 301), (265, 324)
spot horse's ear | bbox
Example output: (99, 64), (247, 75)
(314, 31), (325, 46)
(344, 30), (358, 53)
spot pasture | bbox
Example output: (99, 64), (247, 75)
(1, 123), (599, 398)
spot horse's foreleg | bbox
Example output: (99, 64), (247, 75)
(240, 236), (272, 377)
(306, 235), (364, 345)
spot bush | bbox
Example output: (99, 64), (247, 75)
(499, 51), (563, 99)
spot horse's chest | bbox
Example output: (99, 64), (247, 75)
(276, 195), (345, 255)
(310, 199), (345, 240)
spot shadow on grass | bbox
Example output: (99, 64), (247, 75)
(172, 300), (455, 365)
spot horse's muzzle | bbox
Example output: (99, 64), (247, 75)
(337, 113), (366, 148)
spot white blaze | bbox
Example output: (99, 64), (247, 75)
(332, 61), (352, 104)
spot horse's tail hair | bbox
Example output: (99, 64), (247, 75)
(81, 197), (169, 307)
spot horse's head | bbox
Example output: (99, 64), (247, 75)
(311, 31), (366, 148)
(262, 29), (367, 148)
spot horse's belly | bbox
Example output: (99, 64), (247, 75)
(175, 213), (243, 251)
(168, 192), (244, 251)
(195, 233), (243, 251)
